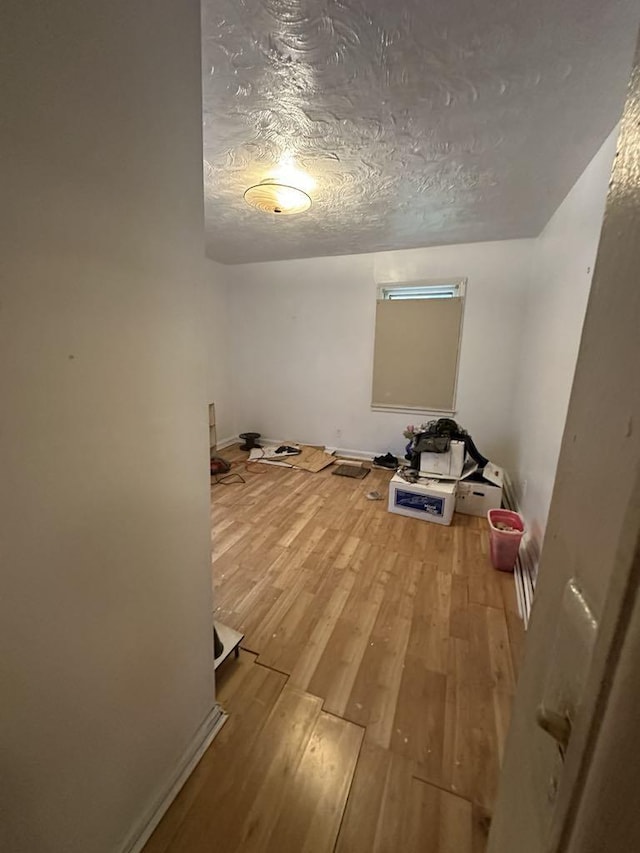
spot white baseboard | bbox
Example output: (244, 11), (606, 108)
(228, 435), (383, 461)
(215, 435), (299, 451)
(502, 472), (538, 627)
(252, 435), (289, 448)
(216, 435), (399, 463)
(216, 436), (240, 450)
(325, 445), (378, 461)
(120, 704), (227, 853)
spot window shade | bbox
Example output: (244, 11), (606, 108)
(371, 296), (463, 411)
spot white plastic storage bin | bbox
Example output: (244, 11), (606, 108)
(388, 473), (457, 525)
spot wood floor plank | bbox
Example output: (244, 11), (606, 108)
(335, 741), (476, 853)
(372, 749), (418, 852)
(466, 604), (494, 685)
(492, 689), (514, 765)
(465, 531), (504, 609)
(309, 599), (383, 716)
(255, 589), (317, 670)
(341, 553), (418, 744)
(144, 662), (286, 853)
(228, 700), (339, 853)
(450, 573), (470, 640)
(212, 520), (253, 561)
(263, 713), (364, 853)
(390, 656), (447, 783)
(406, 565), (451, 673)
(485, 604), (516, 693)
(287, 576), (357, 691)
(442, 637), (501, 808)
(435, 785), (473, 853)
(246, 569), (314, 651)
(433, 524), (456, 574)
(345, 613), (413, 748)
(472, 804), (492, 853)
(404, 774), (473, 853)
(498, 570), (527, 678)
(259, 580), (338, 674)
(166, 686), (322, 853)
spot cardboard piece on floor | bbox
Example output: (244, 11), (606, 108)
(248, 448), (295, 468)
(248, 443), (335, 473)
(288, 444), (336, 473)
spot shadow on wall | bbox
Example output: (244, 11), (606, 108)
(521, 527), (542, 582)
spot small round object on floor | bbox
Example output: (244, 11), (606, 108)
(239, 431), (262, 451)
(366, 490), (383, 501)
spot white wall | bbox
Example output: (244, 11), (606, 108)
(510, 128), (618, 546)
(225, 240), (533, 468)
(201, 261), (235, 443)
(1, 3), (215, 852)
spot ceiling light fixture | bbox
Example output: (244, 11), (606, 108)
(244, 180), (312, 215)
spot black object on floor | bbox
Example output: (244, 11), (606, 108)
(239, 431), (261, 451)
(213, 626), (224, 659)
(210, 454), (231, 475)
(372, 452), (398, 470)
(333, 464), (370, 479)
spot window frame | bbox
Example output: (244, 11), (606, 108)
(377, 278), (467, 301)
(371, 277), (467, 416)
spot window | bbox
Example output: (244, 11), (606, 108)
(379, 282), (461, 301)
(371, 279), (466, 414)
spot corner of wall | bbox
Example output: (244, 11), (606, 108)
(202, 259), (237, 443)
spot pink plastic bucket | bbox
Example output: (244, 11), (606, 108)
(487, 509), (525, 572)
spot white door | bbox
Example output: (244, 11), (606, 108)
(489, 35), (640, 853)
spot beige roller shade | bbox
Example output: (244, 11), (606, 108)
(371, 297), (463, 411)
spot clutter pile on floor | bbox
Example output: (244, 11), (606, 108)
(211, 440), (338, 486)
(211, 420), (504, 531)
(388, 418), (504, 527)
(248, 443), (336, 473)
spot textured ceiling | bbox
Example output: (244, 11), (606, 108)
(202, 0), (638, 264)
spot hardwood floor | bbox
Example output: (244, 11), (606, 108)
(145, 446), (524, 853)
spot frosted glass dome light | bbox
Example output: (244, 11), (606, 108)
(243, 180), (312, 215)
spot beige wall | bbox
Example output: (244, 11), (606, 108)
(510, 128), (618, 548)
(0, 3), (215, 851)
